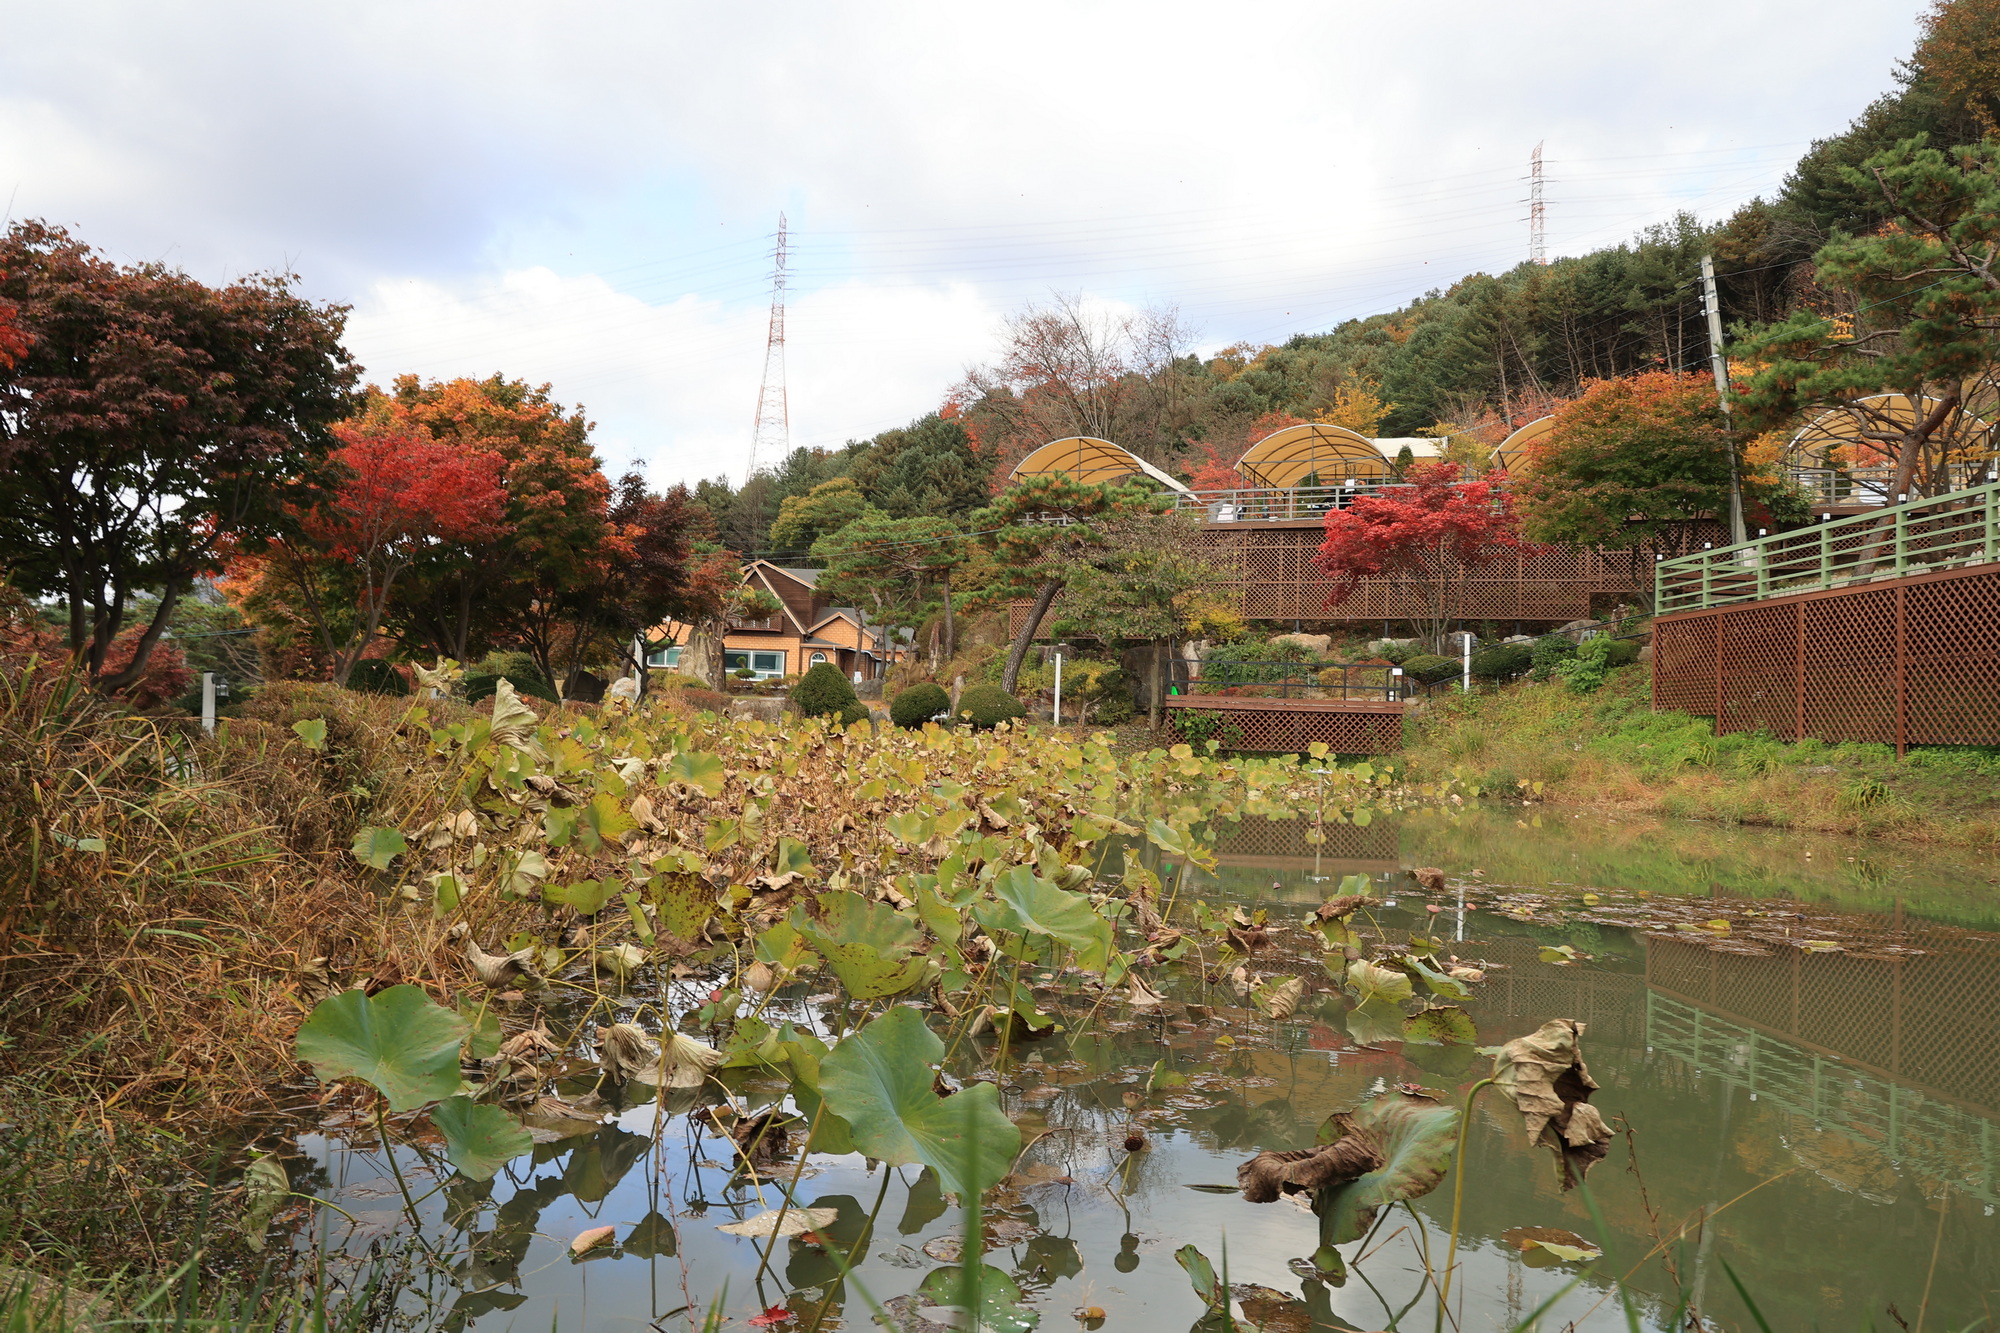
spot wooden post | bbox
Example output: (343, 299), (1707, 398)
(1712, 613), (1724, 736)
(1793, 602), (1806, 743)
(1894, 584), (1908, 757)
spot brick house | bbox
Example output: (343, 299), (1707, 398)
(647, 561), (908, 682)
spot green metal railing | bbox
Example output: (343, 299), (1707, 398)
(1655, 479), (2000, 613)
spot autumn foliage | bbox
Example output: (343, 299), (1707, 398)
(1314, 462), (1529, 646)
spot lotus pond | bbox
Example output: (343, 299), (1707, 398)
(258, 691), (2000, 1331)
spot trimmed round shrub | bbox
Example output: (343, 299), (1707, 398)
(345, 658), (409, 696)
(956, 683), (1026, 729)
(793, 661), (860, 719)
(1399, 653), (1459, 685)
(1602, 638), (1641, 668)
(837, 702), (872, 727)
(1470, 643), (1532, 682)
(891, 682), (952, 728)
(648, 671), (706, 691)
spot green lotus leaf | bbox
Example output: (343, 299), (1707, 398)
(792, 892), (929, 999)
(1347, 958), (1414, 1004)
(818, 1007), (1018, 1198)
(457, 998), (502, 1059)
(290, 718), (327, 751)
(1402, 1004), (1477, 1047)
(668, 750), (727, 796)
(917, 1265), (1038, 1332)
(349, 825), (408, 871)
(974, 867), (1112, 972)
(771, 836), (813, 878)
(1175, 1243), (1226, 1309)
(294, 985), (468, 1112)
(575, 792), (637, 856)
(1345, 995), (1408, 1046)
(431, 1095), (531, 1181)
(1314, 1093), (1460, 1245)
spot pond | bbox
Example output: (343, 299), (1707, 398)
(284, 804), (2000, 1332)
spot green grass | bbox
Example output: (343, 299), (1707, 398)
(1400, 665), (2000, 848)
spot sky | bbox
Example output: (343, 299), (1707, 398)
(0, 1), (1925, 488)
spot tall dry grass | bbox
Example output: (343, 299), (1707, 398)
(0, 662), (475, 1118)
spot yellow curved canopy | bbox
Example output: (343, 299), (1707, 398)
(1787, 394), (1994, 467)
(1235, 424), (1392, 489)
(1492, 416), (1555, 472)
(1008, 436), (1193, 493)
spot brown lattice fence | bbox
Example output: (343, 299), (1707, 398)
(1652, 561), (2000, 750)
(1162, 696), (1405, 755)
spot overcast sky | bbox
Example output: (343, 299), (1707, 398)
(2, 1), (1923, 487)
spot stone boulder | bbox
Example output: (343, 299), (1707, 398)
(1269, 633), (1332, 657)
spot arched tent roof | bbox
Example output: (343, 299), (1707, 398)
(1787, 394), (1994, 468)
(1493, 416), (1556, 472)
(1007, 436), (1193, 494)
(1235, 424), (1392, 489)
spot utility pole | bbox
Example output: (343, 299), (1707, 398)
(746, 213), (791, 484)
(1700, 254), (1750, 547)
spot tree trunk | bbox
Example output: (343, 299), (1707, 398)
(940, 573), (956, 662)
(1001, 579), (1061, 694)
(95, 580), (185, 694)
(1149, 640), (1163, 730)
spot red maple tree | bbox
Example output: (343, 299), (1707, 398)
(1314, 461), (1529, 648)
(257, 424), (508, 685)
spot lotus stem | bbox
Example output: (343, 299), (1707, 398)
(1437, 1076), (1497, 1331)
(375, 1099), (424, 1234)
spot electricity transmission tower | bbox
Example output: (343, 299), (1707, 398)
(1527, 142), (1548, 265)
(746, 212), (791, 483)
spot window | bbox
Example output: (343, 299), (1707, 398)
(723, 650), (786, 679)
(645, 645), (682, 669)
(809, 651), (827, 665)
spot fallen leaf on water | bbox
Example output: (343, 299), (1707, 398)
(1127, 974), (1165, 1007)
(748, 1306), (795, 1327)
(1501, 1224), (1603, 1265)
(570, 1225), (616, 1255)
(716, 1206), (839, 1239)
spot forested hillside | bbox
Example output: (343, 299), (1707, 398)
(701, 0), (2000, 559)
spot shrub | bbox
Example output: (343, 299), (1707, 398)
(1399, 653), (1459, 685)
(1553, 636), (1641, 695)
(648, 671), (706, 691)
(891, 682), (952, 727)
(1089, 669), (1136, 725)
(345, 658), (410, 696)
(466, 652), (557, 703)
(1175, 709), (1245, 750)
(1470, 643), (1532, 682)
(956, 683), (1026, 729)
(1529, 634), (1576, 682)
(792, 661), (860, 719)
(836, 702), (872, 727)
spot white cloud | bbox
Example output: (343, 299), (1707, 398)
(0, 0), (1927, 487)
(343, 267), (1002, 481)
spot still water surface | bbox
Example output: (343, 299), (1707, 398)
(298, 808), (2000, 1331)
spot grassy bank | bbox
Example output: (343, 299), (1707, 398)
(1398, 662), (2000, 849)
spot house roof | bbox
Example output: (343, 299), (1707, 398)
(774, 566), (821, 586)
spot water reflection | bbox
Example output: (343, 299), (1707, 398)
(295, 807), (1999, 1332)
